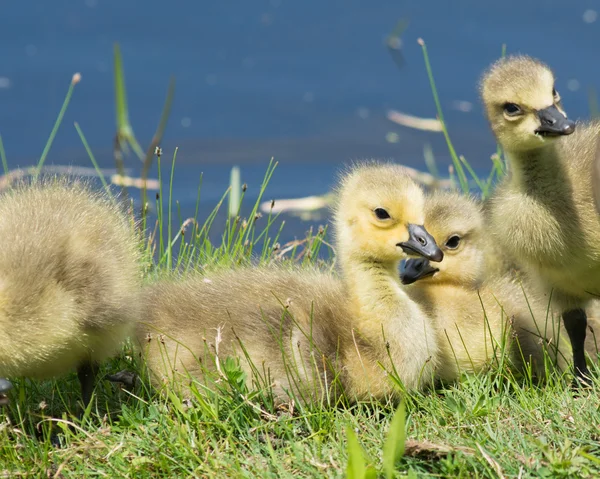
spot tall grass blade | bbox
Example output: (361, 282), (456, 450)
(35, 73), (81, 179)
(589, 87), (599, 120)
(346, 426), (376, 479)
(74, 122), (111, 195)
(0, 135), (8, 176)
(417, 38), (470, 193)
(113, 43), (144, 161)
(423, 142), (439, 179)
(383, 400), (406, 479)
(141, 76), (176, 210)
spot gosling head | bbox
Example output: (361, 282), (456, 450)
(334, 161), (443, 264)
(401, 192), (484, 287)
(480, 55), (575, 153)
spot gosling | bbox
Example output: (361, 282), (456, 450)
(401, 191), (569, 380)
(481, 55), (600, 383)
(0, 178), (141, 406)
(136, 162), (444, 405)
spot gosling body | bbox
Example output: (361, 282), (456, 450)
(0, 178), (141, 404)
(402, 191), (569, 380)
(481, 55), (600, 380)
(137, 162), (443, 404)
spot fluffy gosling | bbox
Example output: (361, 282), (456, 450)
(0, 178), (141, 406)
(136, 162), (444, 405)
(481, 55), (600, 383)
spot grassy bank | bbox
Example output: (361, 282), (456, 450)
(2, 42), (600, 479)
(1, 153), (599, 478)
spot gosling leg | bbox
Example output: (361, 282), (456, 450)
(77, 361), (99, 406)
(562, 308), (591, 386)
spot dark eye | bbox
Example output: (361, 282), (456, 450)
(445, 235), (461, 249)
(374, 207), (390, 220)
(552, 87), (558, 97)
(503, 103), (521, 116)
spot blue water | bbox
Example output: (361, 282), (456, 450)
(2, 0), (600, 242)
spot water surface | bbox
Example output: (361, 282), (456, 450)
(1, 0), (599, 242)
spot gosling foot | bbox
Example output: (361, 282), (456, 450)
(105, 369), (138, 389)
(571, 367), (593, 392)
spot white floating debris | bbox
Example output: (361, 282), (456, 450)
(181, 117), (192, 128)
(0, 77), (11, 89)
(110, 174), (160, 190)
(260, 165), (455, 217)
(385, 132), (400, 143)
(452, 100), (473, 113)
(387, 109), (442, 132)
(260, 195), (331, 215)
(583, 9), (597, 23)
(567, 79), (580, 92)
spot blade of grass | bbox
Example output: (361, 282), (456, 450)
(589, 87), (599, 120)
(166, 147), (178, 270)
(35, 73), (81, 179)
(423, 142), (439, 179)
(417, 38), (469, 193)
(141, 76), (176, 211)
(113, 43), (144, 161)
(74, 122), (111, 195)
(0, 135), (8, 176)
(383, 401), (406, 479)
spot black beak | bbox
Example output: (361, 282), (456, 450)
(400, 258), (439, 285)
(397, 224), (444, 262)
(0, 378), (12, 406)
(535, 105), (575, 137)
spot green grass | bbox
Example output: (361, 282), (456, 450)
(3, 40), (600, 479)
(3, 342), (600, 477)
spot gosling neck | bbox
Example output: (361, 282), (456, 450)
(504, 142), (563, 194)
(338, 248), (406, 317)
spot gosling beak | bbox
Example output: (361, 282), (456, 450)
(535, 105), (575, 137)
(397, 224), (444, 262)
(400, 258), (439, 285)
(0, 378), (12, 406)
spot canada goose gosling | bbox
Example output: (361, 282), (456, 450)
(137, 162), (444, 403)
(0, 179), (142, 406)
(401, 191), (571, 379)
(399, 192), (510, 380)
(481, 55), (600, 383)
(332, 162), (443, 396)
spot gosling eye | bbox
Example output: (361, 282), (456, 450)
(373, 207), (391, 220)
(445, 235), (461, 250)
(503, 103), (522, 116)
(553, 87), (561, 102)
